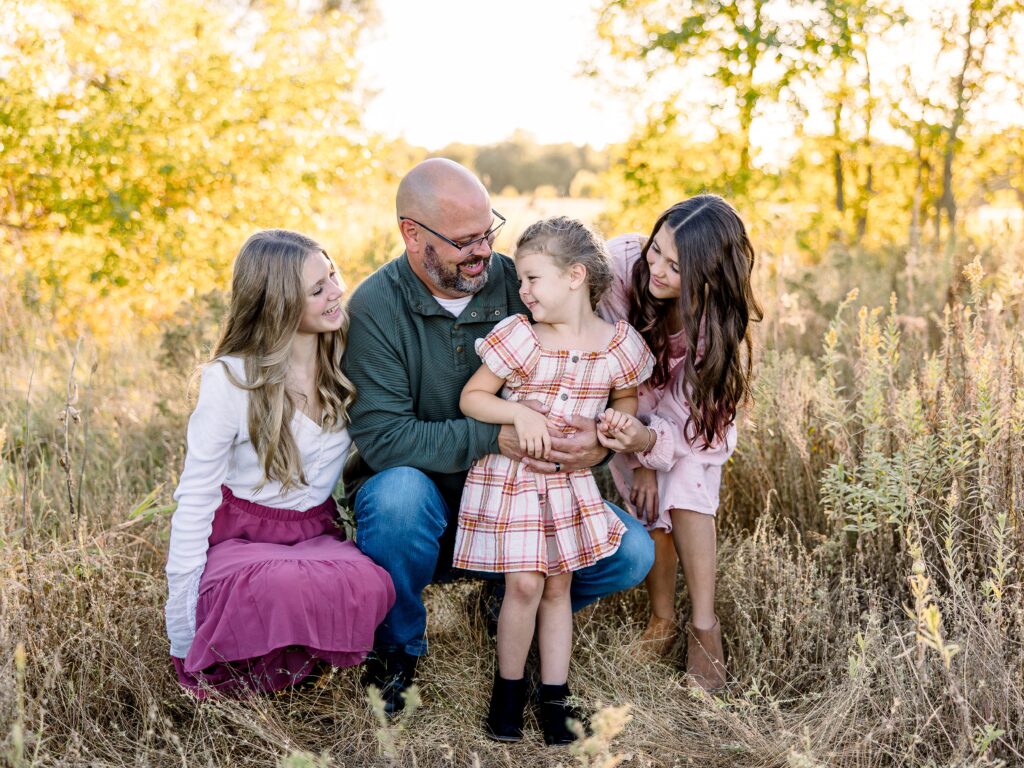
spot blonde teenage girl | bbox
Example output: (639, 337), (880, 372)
(166, 230), (395, 696)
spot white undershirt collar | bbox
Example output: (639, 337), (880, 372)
(432, 294), (473, 317)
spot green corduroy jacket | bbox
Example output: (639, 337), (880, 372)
(341, 251), (529, 509)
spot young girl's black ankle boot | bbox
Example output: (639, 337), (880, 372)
(538, 683), (586, 746)
(485, 674), (528, 742)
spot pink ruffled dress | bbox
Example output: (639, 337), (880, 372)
(598, 235), (737, 530)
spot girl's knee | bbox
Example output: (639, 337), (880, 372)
(505, 572), (545, 603)
(542, 573), (572, 602)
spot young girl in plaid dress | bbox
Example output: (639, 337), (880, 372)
(454, 217), (653, 745)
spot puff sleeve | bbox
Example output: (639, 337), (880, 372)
(474, 314), (541, 387)
(607, 322), (655, 390)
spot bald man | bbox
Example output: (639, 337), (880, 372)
(342, 159), (654, 714)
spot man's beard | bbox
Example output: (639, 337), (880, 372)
(423, 244), (490, 295)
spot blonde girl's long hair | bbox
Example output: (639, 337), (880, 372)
(514, 216), (612, 309)
(208, 229), (356, 490)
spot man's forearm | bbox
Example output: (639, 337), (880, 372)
(349, 408), (500, 474)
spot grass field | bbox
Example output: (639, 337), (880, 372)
(1, 221), (1022, 767)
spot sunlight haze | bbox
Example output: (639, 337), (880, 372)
(358, 0), (634, 149)
(358, 0), (1024, 159)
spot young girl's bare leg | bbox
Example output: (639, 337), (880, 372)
(488, 571), (545, 742)
(670, 509), (717, 626)
(670, 508), (726, 690)
(536, 572), (583, 746)
(536, 572), (573, 684)
(645, 528), (678, 618)
(497, 571), (545, 678)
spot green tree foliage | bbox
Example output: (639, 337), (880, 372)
(598, 106), (748, 234)
(962, 126), (1024, 210)
(592, 0), (1024, 263)
(595, 0), (804, 194)
(799, 0), (905, 240)
(0, 0), (389, 337)
(878, 1), (1024, 258)
(934, 1), (1022, 243)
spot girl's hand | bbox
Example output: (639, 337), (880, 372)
(513, 407), (552, 459)
(520, 414), (608, 474)
(498, 400), (549, 461)
(630, 467), (660, 525)
(596, 411), (652, 453)
(597, 407), (632, 435)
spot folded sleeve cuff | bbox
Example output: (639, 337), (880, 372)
(474, 418), (503, 461)
(636, 413), (676, 472)
(166, 567), (203, 659)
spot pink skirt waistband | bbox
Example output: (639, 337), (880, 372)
(220, 485), (337, 522)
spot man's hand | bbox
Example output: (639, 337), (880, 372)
(521, 414), (609, 473)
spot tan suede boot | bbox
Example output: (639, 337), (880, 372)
(685, 618), (727, 691)
(633, 614), (679, 661)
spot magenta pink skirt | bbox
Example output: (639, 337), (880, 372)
(173, 486), (395, 698)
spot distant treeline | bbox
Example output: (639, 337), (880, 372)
(428, 131), (608, 197)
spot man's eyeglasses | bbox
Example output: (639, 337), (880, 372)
(400, 209), (506, 254)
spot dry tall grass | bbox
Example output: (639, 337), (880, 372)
(1, 247), (1022, 767)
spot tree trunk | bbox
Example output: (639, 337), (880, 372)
(910, 145), (923, 253)
(834, 151), (845, 213)
(736, 1), (765, 186)
(942, 1), (984, 246)
(857, 163), (872, 240)
(856, 47), (874, 239)
(833, 102), (845, 213)
(940, 144), (957, 236)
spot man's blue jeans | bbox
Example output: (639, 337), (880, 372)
(354, 466), (655, 656)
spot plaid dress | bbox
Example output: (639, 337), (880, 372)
(454, 314), (654, 575)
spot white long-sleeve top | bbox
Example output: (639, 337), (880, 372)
(165, 355), (353, 658)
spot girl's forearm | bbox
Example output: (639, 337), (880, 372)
(461, 390), (528, 426)
(609, 388), (639, 417)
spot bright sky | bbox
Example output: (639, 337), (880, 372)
(357, 0), (634, 150)
(357, 0), (1024, 155)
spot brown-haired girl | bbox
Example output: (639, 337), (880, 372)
(596, 195), (763, 691)
(454, 217), (654, 744)
(165, 229), (394, 696)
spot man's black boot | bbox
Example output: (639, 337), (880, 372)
(473, 580), (503, 638)
(537, 683), (587, 746)
(484, 673), (528, 742)
(361, 647), (418, 716)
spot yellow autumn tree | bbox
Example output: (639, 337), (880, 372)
(1, 0), (395, 338)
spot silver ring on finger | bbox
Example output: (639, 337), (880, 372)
(554, 462), (561, 473)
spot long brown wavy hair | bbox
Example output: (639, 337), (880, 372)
(208, 229), (356, 489)
(628, 195), (763, 448)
